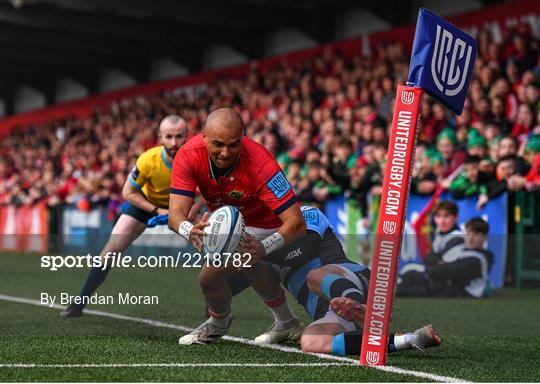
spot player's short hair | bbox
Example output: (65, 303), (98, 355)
(464, 155), (481, 165)
(159, 115), (184, 127)
(335, 136), (352, 148)
(205, 107), (244, 131)
(289, 159), (303, 167)
(434, 200), (458, 216)
(307, 160), (323, 169)
(373, 142), (387, 151)
(500, 134), (519, 147)
(497, 154), (517, 164)
(465, 217), (489, 234)
(157, 115), (186, 136)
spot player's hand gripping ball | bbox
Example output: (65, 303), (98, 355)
(202, 206), (245, 254)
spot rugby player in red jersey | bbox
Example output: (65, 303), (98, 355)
(168, 107), (307, 345)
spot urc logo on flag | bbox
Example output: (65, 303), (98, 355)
(408, 8), (477, 115)
(431, 24), (474, 97)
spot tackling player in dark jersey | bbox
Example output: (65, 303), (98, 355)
(217, 206), (442, 355)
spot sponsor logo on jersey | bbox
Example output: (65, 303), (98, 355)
(284, 247), (302, 261)
(302, 209), (319, 225)
(130, 165), (140, 180)
(266, 171), (292, 199)
(228, 189), (244, 199)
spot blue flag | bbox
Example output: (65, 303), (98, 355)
(408, 8), (477, 115)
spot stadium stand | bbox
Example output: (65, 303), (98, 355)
(0, 1), (539, 280)
(1, 26), (538, 202)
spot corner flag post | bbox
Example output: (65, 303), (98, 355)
(360, 8), (477, 366)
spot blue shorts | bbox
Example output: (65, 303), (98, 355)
(285, 259), (370, 320)
(307, 262), (370, 321)
(121, 202), (156, 224)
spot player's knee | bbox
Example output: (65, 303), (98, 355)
(300, 333), (316, 352)
(111, 215), (140, 235)
(199, 268), (226, 293)
(300, 333), (331, 354)
(198, 269), (216, 292)
(242, 260), (263, 277)
(307, 269), (323, 292)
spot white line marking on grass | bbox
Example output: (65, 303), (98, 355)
(0, 363), (353, 368)
(0, 294), (471, 383)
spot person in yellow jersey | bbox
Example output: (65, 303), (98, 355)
(60, 115), (189, 318)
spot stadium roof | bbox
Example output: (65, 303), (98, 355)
(0, 0), (501, 115)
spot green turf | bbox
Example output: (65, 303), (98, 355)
(1, 252), (539, 382)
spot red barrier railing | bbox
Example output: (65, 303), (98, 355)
(0, 203), (48, 253)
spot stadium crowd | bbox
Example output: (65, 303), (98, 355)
(1, 23), (539, 225)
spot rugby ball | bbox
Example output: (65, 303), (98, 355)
(203, 206), (245, 254)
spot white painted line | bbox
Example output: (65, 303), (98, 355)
(0, 363), (353, 368)
(0, 294), (471, 383)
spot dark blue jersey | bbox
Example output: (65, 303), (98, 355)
(300, 205), (332, 237)
(229, 206), (369, 320)
(266, 206), (369, 319)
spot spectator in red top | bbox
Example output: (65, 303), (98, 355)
(436, 128), (466, 180)
(1, 23), (538, 245)
(509, 34), (537, 75)
(519, 136), (540, 190)
(498, 135), (531, 175)
(424, 103), (448, 144)
(512, 104), (534, 140)
(525, 153), (540, 189)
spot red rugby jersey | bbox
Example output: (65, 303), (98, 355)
(171, 133), (297, 229)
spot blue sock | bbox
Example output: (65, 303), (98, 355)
(78, 267), (110, 307)
(388, 334), (397, 353)
(331, 333), (347, 356)
(331, 332), (399, 356)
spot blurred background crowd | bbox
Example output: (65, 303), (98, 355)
(1, 23), (539, 227)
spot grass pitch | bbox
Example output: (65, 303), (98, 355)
(1, 252), (539, 382)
